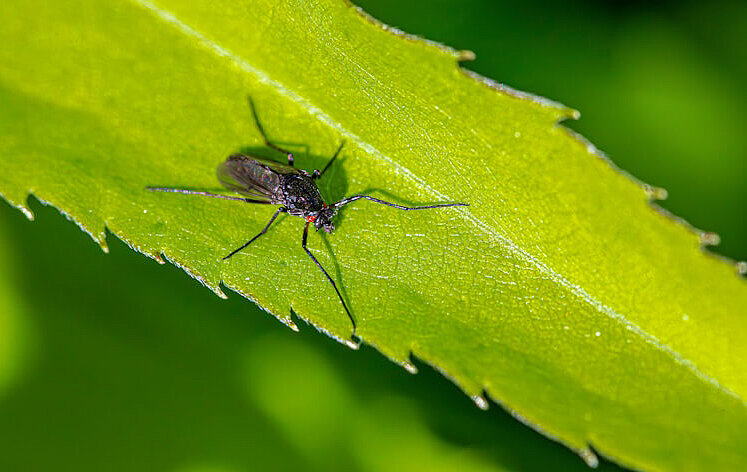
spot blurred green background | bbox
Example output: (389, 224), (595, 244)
(0, 0), (744, 471)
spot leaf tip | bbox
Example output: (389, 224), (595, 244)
(579, 447), (600, 468)
(457, 49), (476, 62)
(18, 205), (34, 221)
(0, 193), (35, 221)
(292, 310), (357, 347)
(204, 281), (227, 299)
(93, 233), (109, 253)
(402, 361), (418, 375)
(159, 251), (225, 299)
(471, 394), (489, 410)
(699, 231), (721, 247)
(394, 357), (418, 374)
(282, 317), (300, 332)
(643, 184), (668, 201)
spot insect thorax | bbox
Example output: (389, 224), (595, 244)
(281, 174), (325, 213)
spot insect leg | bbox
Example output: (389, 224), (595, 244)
(223, 207), (286, 260)
(247, 96), (295, 166)
(301, 222), (356, 332)
(333, 195), (469, 210)
(314, 140), (346, 180)
(147, 186), (268, 204)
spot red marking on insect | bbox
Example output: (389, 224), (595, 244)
(306, 215), (317, 223)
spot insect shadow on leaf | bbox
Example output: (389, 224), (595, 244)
(147, 96), (468, 337)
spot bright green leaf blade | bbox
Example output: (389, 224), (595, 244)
(0, 1), (745, 470)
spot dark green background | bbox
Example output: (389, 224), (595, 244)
(1, 0), (744, 470)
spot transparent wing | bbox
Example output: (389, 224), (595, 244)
(250, 156), (299, 175)
(217, 154), (296, 202)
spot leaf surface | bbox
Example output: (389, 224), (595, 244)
(0, 0), (745, 469)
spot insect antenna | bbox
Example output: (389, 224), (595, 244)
(333, 194), (468, 210)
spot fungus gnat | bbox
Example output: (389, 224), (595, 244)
(147, 98), (468, 333)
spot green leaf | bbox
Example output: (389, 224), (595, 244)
(0, 0), (745, 470)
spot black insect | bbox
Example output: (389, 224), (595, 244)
(148, 98), (468, 333)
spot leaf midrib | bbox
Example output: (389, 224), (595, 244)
(129, 0), (744, 405)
